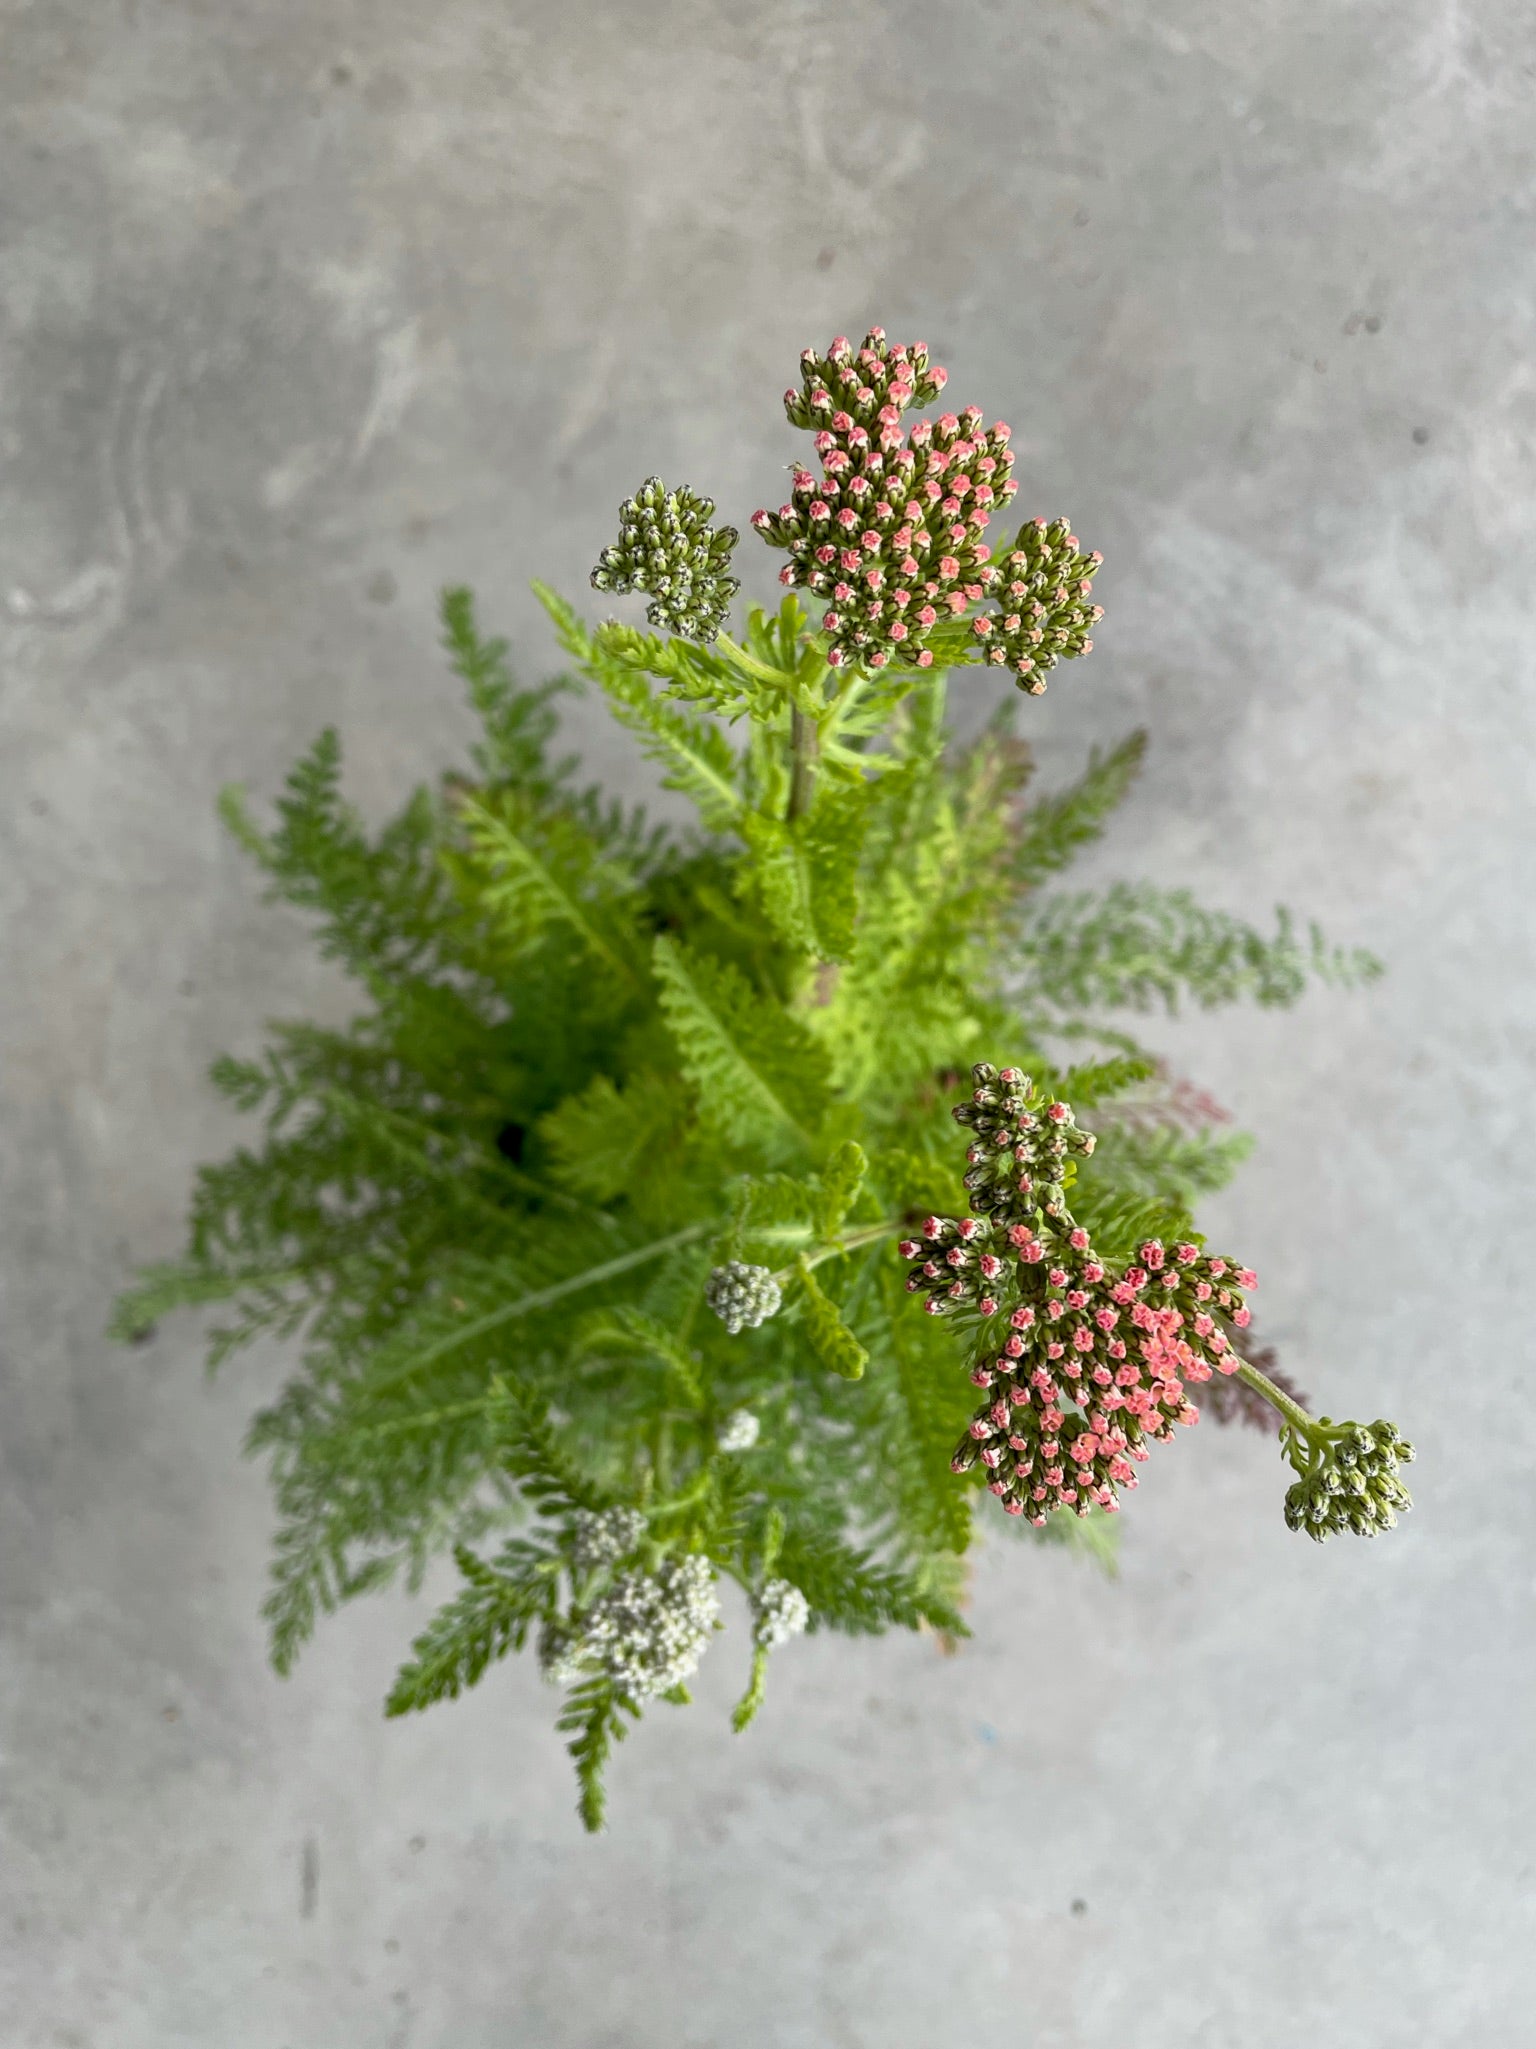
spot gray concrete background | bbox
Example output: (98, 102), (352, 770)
(2, 2), (1533, 2043)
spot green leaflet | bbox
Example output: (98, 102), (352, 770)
(731, 1643), (771, 1733)
(559, 1678), (641, 1832)
(574, 1306), (706, 1410)
(1010, 729), (1147, 890)
(652, 934), (831, 1160)
(385, 1538), (557, 1714)
(794, 1256), (868, 1379)
(534, 582), (745, 831)
(728, 1170), (817, 1261)
(442, 586), (579, 797)
(722, 1150), (867, 1267)
(1050, 1053), (1158, 1105)
(814, 1139), (867, 1240)
(455, 790), (646, 989)
(739, 786), (867, 963)
(541, 1070), (692, 1204)
(883, 1283), (974, 1555)
(774, 1526), (966, 1638)
(541, 575), (777, 725)
(1018, 883), (1383, 1015)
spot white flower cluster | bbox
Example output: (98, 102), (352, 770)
(569, 1505), (648, 1576)
(540, 1555), (721, 1699)
(716, 1408), (761, 1453)
(705, 1262), (783, 1335)
(752, 1577), (810, 1651)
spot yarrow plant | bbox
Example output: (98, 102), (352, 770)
(115, 325), (1410, 1830)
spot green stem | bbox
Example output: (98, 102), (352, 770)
(714, 633), (794, 690)
(780, 1216), (902, 1279)
(1234, 1358), (1317, 1438)
(787, 703), (818, 821)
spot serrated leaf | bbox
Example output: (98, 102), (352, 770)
(456, 790), (644, 988)
(537, 590), (745, 831)
(575, 1306), (705, 1408)
(814, 1139), (867, 1240)
(385, 1536), (555, 1714)
(1011, 730), (1147, 890)
(739, 785), (868, 963)
(556, 1677), (641, 1832)
(795, 1256), (868, 1379)
(652, 934), (830, 1161)
(728, 1171), (818, 1261)
(540, 1070), (691, 1203)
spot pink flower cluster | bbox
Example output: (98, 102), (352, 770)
(915, 1064), (1259, 1524)
(751, 328), (1018, 672)
(940, 1226), (1258, 1522)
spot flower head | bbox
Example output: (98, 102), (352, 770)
(591, 476), (740, 641)
(974, 516), (1104, 695)
(568, 1505), (648, 1576)
(716, 1407), (762, 1453)
(752, 1577), (810, 1650)
(540, 1553), (720, 1698)
(706, 1261), (783, 1335)
(1283, 1420), (1415, 1541)
(754, 329), (1016, 671)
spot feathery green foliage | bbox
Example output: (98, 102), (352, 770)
(117, 328), (1394, 1830)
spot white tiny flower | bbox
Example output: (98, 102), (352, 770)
(569, 1506), (647, 1576)
(753, 1577), (810, 1651)
(717, 1408), (761, 1453)
(541, 1555), (721, 1698)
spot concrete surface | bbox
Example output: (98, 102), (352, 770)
(3, 2), (1534, 2044)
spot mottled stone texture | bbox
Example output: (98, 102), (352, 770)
(2, 3), (1532, 2043)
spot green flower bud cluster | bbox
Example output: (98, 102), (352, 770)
(706, 1261), (782, 1335)
(752, 1576), (810, 1650)
(1283, 1419), (1415, 1540)
(970, 516), (1105, 696)
(954, 1062), (1096, 1231)
(539, 1553), (720, 1697)
(590, 476), (740, 642)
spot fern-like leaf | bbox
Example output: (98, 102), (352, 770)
(385, 1538), (557, 1714)
(557, 1677), (642, 1832)
(794, 1258), (869, 1380)
(652, 935), (831, 1160)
